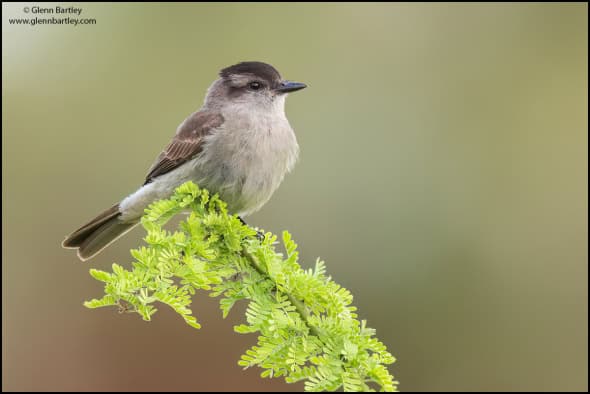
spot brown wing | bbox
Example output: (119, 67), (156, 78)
(144, 111), (224, 184)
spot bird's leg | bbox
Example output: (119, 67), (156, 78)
(238, 216), (265, 241)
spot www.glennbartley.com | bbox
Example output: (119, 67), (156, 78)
(11, 5), (96, 26)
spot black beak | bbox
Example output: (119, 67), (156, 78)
(275, 80), (307, 93)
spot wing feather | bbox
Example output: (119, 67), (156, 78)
(144, 111), (224, 184)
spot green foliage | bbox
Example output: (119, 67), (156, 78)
(84, 181), (398, 392)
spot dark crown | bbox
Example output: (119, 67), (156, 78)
(219, 61), (281, 83)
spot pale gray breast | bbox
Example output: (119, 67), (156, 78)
(191, 111), (299, 216)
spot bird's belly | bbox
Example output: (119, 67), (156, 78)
(189, 126), (298, 216)
(119, 124), (298, 221)
(189, 152), (288, 216)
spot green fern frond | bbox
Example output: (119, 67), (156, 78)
(83, 181), (398, 392)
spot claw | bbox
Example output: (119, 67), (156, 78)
(238, 216), (264, 242)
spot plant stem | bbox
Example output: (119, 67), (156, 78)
(240, 245), (321, 337)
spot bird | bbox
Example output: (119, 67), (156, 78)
(62, 61), (306, 261)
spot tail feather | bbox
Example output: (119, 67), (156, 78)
(62, 204), (120, 248)
(77, 220), (138, 261)
(62, 204), (139, 261)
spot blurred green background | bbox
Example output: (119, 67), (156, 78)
(2, 2), (587, 392)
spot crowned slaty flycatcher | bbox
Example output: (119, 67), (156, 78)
(62, 61), (306, 261)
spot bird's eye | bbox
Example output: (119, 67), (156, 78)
(248, 82), (263, 91)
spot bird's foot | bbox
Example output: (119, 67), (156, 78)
(238, 216), (265, 242)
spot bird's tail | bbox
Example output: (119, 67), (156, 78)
(62, 203), (139, 261)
